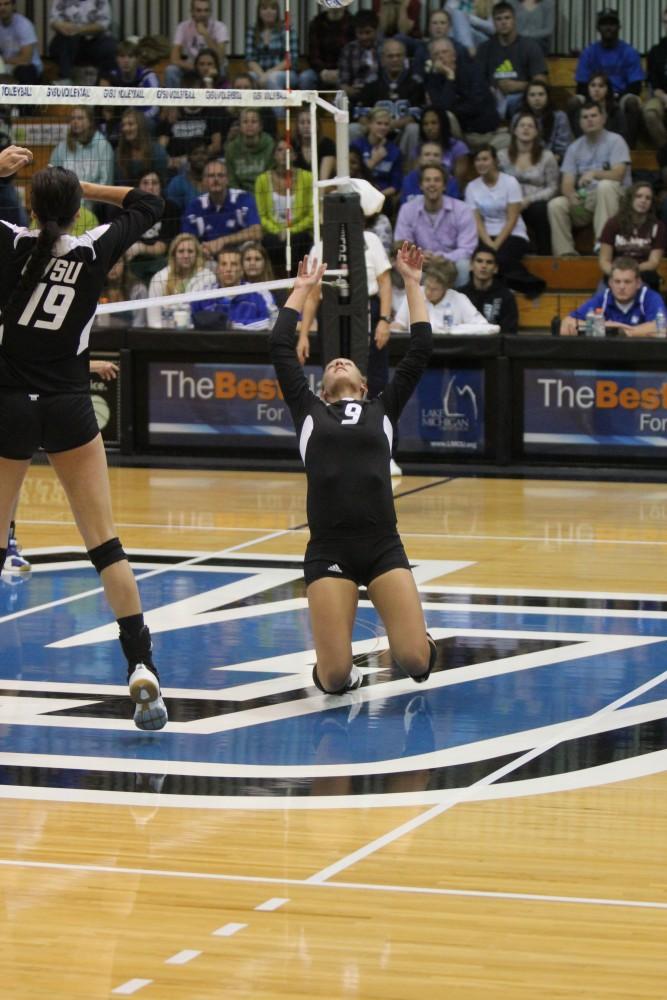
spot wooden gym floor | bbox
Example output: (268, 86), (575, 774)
(1, 467), (666, 999)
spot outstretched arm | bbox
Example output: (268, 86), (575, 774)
(285, 255), (328, 313)
(395, 242), (427, 324)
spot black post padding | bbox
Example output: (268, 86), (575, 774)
(320, 192), (369, 373)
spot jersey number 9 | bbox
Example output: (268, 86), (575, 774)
(341, 401), (362, 425)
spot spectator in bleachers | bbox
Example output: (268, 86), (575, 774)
(643, 10), (667, 150)
(255, 140), (313, 274)
(146, 232), (216, 329)
(598, 183), (666, 291)
(241, 240), (279, 322)
(224, 108), (275, 194)
(50, 106), (115, 207)
(99, 41), (159, 140)
(94, 253), (147, 329)
(0, 0), (42, 84)
(392, 258), (494, 331)
(157, 88), (226, 175)
(413, 8), (470, 79)
(548, 101), (631, 258)
(245, 0), (298, 92)
(338, 9), (382, 102)
(573, 10), (643, 147)
(560, 256), (665, 337)
(477, 1), (547, 120)
(401, 139), (465, 202)
(166, 141), (208, 215)
(182, 157), (262, 262)
(423, 38), (502, 149)
(299, 4), (355, 90)
(292, 108), (336, 182)
(193, 47), (226, 89)
(461, 245), (519, 332)
(353, 37), (424, 168)
(48, 0), (117, 84)
(498, 112), (558, 254)
(444, 0), (495, 56)
(227, 71), (277, 140)
(191, 248), (276, 330)
(372, 0), (422, 41)
(507, 0), (555, 55)
(114, 110), (169, 187)
(465, 143), (545, 295)
(124, 170), (181, 284)
(571, 72), (624, 139)
(350, 107), (403, 212)
(394, 163), (477, 286)
(514, 81), (573, 161)
(164, 0), (228, 89)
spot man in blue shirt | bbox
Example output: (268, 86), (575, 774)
(560, 257), (664, 337)
(574, 9), (643, 146)
(182, 157), (262, 261)
(0, 0), (42, 83)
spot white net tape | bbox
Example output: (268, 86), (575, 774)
(3, 84), (320, 109)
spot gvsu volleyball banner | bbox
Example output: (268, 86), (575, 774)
(524, 368), (667, 455)
(398, 367), (485, 454)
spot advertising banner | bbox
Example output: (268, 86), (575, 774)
(524, 368), (667, 454)
(399, 367), (486, 454)
(147, 361), (321, 448)
(90, 353), (121, 449)
(147, 361), (486, 454)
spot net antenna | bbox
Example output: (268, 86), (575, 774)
(7, 83), (349, 319)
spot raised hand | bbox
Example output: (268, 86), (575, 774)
(293, 256), (327, 292)
(0, 145), (33, 177)
(394, 242), (424, 284)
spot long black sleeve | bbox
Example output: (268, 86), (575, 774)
(381, 321), (432, 426)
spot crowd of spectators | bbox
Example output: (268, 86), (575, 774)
(1, 0), (667, 339)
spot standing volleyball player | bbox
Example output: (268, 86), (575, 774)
(270, 243), (437, 695)
(0, 147), (168, 730)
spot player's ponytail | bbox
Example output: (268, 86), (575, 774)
(3, 166), (81, 323)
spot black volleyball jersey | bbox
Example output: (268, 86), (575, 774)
(0, 189), (163, 393)
(270, 307), (432, 537)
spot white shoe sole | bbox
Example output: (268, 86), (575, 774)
(134, 696), (168, 731)
(128, 664), (160, 705)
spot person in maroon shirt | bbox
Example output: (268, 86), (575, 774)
(299, 6), (355, 89)
(598, 181), (666, 291)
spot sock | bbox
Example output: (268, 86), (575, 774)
(117, 613), (145, 638)
(8, 521), (16, 543)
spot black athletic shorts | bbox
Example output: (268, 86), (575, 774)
(0, 390), (100, 460)
(304, 530), (411, 587)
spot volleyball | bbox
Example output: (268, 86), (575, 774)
(318, 0), (355, 8)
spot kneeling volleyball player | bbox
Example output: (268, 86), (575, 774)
(269, 243), (437, 694)
(0, 149), (168, 730)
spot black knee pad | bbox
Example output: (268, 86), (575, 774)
(312, 663), (353, 695)
(413, 633), (437, 685)
(88, 536), (126, 574)
(0, 546), (6, 574)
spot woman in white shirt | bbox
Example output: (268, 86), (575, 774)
(393, 259), (495, 333)
(146, 233), (216, 328)
(465, 144), (545, 297)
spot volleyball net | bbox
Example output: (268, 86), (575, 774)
(2, 83), (351, 330)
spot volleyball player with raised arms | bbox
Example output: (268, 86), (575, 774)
(270, 243), (437, 695)
(0, 146), (168, 730)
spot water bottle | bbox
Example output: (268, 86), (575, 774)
(591, 308), (606, 338)
(442, 300), (454, 334)
(656, 309), (667, 338)
(584, 307), (595, 337)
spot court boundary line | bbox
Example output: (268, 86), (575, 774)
(305, 664), (667, 884)
(1, 858), (666, 912)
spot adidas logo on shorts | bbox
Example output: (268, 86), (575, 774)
(327, 563), (343, 573)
